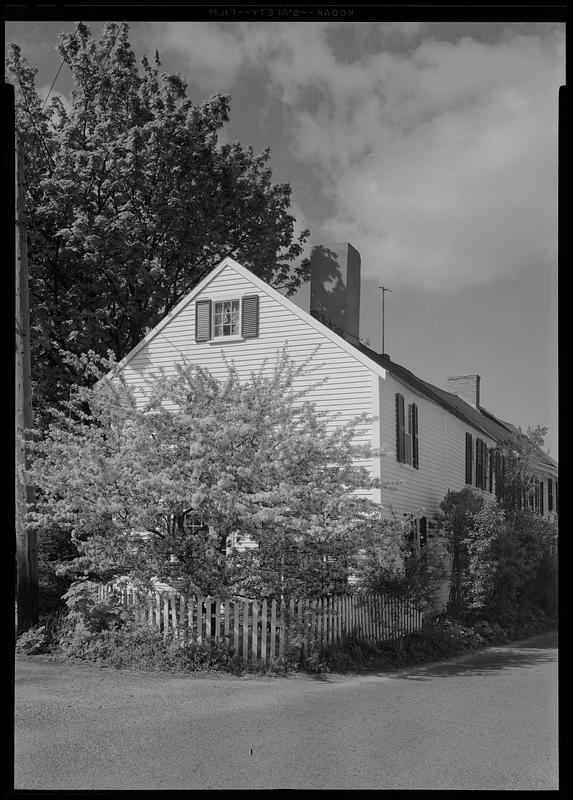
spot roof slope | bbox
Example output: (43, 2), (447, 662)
(354, 344), (557, 470)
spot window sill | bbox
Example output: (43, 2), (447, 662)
(397, 461), (419, 471)
(208, 336), (246, 344)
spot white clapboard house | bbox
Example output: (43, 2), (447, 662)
(113, 242), (558, 588)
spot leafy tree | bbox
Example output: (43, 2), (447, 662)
(24, 348), (399, 600)
(437, 487), (557, 625)
(465, 507), (557, 625)
(6, 22), (309, 421)
(495, 425), (549, 512)
(437, 488), (485, 617)
(354, 514), (448, 611)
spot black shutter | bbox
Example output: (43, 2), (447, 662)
(477, 439), (485, 489)
(489, 449), (494, 493)
(396, 394), (405, 463)
(548, 478), (553, 511)
(539, 480), (544, 515)
(195, 299), (212, 342)
(411, 403), (419, 469)
(419, 517), (427, 550)
(465, 433), (473, 484)
(241, 294), (259, 339)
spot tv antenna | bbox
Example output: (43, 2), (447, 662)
(378, 286), (392, 355)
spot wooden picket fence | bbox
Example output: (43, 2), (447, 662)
(90, 583), (425, 665)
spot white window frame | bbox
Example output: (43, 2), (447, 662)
(212, 298), (242, 340)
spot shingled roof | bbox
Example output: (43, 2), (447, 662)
(354, 344), (557, 471)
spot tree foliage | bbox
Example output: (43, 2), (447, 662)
(354, 514), (448, 610)
(466, 507), (557, 623)
(24, 348), (399, 600)
(438, 488), (485, 616)
(437, 488), (557, 624)
(495, 425), (549, 512)
(6, 22), (309, 419)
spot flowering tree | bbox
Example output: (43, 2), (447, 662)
(25, 349), (399, 600)
(6, 22), (309, 419)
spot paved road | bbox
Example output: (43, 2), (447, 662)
(14, 631), (558, 790)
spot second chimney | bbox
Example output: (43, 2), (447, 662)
(447, 374), (481, 409)
(310, 242), (361, 345)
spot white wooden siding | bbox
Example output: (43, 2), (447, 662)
(378, 375), (498, 519)
(120, 263), (378, 498)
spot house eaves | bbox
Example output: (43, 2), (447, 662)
(354, 345), (522, 443)
(107, 257), (388, 382)
(354, 344), (557, 471)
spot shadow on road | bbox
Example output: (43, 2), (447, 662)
(303, 633), (558, 684)
(394, 633), (558, 681)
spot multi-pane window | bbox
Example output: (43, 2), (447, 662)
(195, 295), (259, 343)
(213, 299), (241, 337)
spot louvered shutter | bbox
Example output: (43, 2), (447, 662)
(489, 449), (494, 493)
(539, 480), (544, 515)
(396, 394), (405, 463)
(195, 299), (212, 342)
(548, 478), (553, 511)
(476, 439), (485, 489)
(241, 294), (259, 338)
(465, 433), (473, 484)
(411, 403), (419, 469)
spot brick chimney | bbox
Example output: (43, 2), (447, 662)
(447, 374), (481, 409)
(309, 242), (361, 345)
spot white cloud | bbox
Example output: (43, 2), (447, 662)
(147, 22), (564, 290)
(38, 84), (73, 115)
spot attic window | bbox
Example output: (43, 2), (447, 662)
(214, 300), (240, 337)
(195, 295), (259, 342)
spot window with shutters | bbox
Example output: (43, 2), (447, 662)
(195, 295), (259, 342)
(395, 393), (419, 468)
(548, 478), (553, 511)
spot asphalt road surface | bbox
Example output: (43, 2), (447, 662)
(13, 631), (558, 790)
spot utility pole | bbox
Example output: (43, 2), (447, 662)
(15, 122), (38, 635)
(378, 286), (392, 355)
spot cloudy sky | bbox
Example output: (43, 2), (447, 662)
(5, 18), (563, 457)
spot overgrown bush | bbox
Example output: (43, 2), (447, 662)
(465, 507), (557, 626)
(60, 624), (245, 673)
(15, 625), (51, 655)
(299, 618), (488, 673)
(437, 488), (557, 627)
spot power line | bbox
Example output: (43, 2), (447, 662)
(41, 22), (83, 112)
